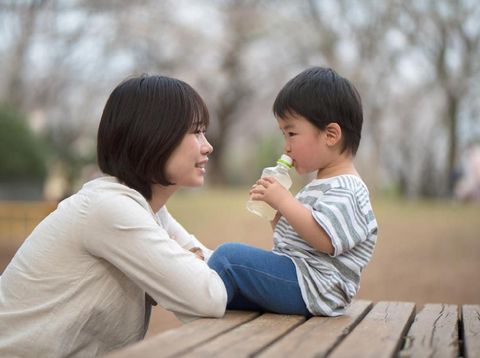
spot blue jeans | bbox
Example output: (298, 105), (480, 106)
(208, 243), (311, 316)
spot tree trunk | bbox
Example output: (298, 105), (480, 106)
(5, 1), (46, 109)
(445, 90), (459, 195)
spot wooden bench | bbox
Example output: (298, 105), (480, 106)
(106, 301), (480, 357)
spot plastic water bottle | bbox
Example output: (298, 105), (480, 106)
(246, 154), (293, 220)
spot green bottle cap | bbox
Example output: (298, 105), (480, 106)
(277, 154), (293, 168)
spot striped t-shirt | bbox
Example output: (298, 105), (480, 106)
(273, 175), (378, 316)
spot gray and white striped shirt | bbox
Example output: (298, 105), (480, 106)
(273, 175), (378, 316)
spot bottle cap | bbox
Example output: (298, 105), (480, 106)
(277, 154), (293, 168)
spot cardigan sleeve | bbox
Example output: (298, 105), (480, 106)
(82, 194), (226, 318)
(156, 207), (214, 261)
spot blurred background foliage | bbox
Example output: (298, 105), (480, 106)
(0, 105), (49, 182)
(0, 0), (479, 200)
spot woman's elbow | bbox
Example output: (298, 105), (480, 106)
(194, 282), (227, 317)
(192, 296), (226, 318)
(206, 301), (226, 318)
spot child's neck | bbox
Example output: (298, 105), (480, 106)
(316, 153), (359, 180)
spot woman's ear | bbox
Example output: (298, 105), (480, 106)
(325, 123), (342, 146)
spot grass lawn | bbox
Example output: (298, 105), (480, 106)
(1, 187), (479, 336)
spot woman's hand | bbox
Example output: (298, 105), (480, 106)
(189, 247), (205, 261)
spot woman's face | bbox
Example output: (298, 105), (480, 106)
(164, 130), (213, 187)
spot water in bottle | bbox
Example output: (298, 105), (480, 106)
(246, 154), (293, 220)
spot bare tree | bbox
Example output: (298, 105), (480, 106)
(1, 0), (48, 109)
(2, 0), (479, 197)
(292, 1), (401, 191)
(204, 1), (265, 184)
(0, 0), (129, 194)
(397, 0), (480, 195)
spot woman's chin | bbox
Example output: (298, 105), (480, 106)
(189, 177), (205, 187)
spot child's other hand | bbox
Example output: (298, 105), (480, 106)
(189, 247), (205, 261)
(249, 177), (292, 211)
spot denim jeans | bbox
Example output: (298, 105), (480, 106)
(208, 242), (311, 316)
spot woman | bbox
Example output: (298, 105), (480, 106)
(0, 75), (227, 357)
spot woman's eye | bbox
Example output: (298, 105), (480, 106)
(288, 132), (297, 137)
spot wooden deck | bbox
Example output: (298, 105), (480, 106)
(107, 300), (480, 357)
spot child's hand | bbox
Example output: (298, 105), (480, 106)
(189, 247), (205, 261)
(249, 176), (293, 212)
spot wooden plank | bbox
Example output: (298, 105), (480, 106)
(329, 301), (416, 358)
(399, 304), (459, 358)
(462, 305), (480, 358)
(257, 300), (373, 358)
(105, 311), (260, 358)
(181, 313), (306, 357)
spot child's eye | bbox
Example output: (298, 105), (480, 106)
(288, 132), (297, 137)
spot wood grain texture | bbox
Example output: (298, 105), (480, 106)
(257, 300), (373, 358)
(106, 311), (260, 358)
(181, 313), (306, 357)
(462, 305), (480, 358)
(328, 301), (416, 358)
(399, 304), (459, 358)
(106, 301), (478, 358)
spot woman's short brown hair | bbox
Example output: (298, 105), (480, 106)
(97, 74), (209, 200)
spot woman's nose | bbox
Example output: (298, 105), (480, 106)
(201, 134), (213, 154)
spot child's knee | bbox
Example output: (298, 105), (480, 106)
(208, 243), (232, 269)
(215, 242), (244, 256)
(208, 243), (245, 270)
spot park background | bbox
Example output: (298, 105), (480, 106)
(0, 0), (479, 336)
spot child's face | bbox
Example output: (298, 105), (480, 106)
(277, 114), (333, 175)
(164, 129), (213, 187)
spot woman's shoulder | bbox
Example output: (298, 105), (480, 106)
(82, 176), (147, 204)
(78, 176), (153, 220)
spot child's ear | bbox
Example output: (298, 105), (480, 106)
(325, 123), (342, 146)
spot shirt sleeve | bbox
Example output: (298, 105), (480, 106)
(156, 207), (214, 261)
(311, 187), (370, 257)
(82, 194), (226, 318)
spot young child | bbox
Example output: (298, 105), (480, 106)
(208, 66), (378, 316)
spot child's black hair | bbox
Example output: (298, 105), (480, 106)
(273, 66), (363, 155)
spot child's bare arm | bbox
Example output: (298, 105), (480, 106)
(276, 197), (334, 254)
(250, 177), (334, 255)
(270, 211), (282, 229)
